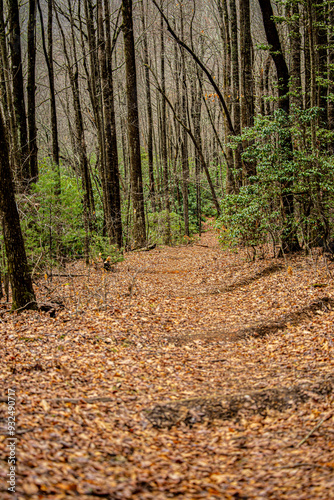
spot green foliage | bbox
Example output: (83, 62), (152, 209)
(90, 234), (123, 264)
(19, 160), (103, 271)
(217, 108), (334, 251)
(147, 210), (196, 245)
(217, 185), (280, 250)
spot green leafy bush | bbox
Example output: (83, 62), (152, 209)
(147, 210), (197, 245)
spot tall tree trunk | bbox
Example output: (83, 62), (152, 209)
(122, 0), (146, 247)
(287, 0), (302, 110)
(37, 0), (60, 172)
(328, 2), (334, 150)
(303, 4), (311, 109)
(229, 0), (242, 188)
(0, 113), (37, 311)
(258, 0), (300, 253)
(160, 2), (171, 243)
(217, 0), (235, 193)
(239, 0), (255, 179)
(97, 0), (123, 247)
(27, 0), (38, 183)
(8, 0), (29, 186)
(190, 56), (203, 232)
(180, 7), (189, 237)
(316, 0), (328, 128)
(0, 0), (18, 170)
(56, 2), (95, 262)
(140, 0), (156, 211)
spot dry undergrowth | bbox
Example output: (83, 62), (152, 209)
(0, 228), (334, 499)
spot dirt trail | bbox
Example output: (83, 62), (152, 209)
(0, 229), (334, 499)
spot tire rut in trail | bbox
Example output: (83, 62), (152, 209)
(145, 375), (334, 428)
(165, 297), (334, 345)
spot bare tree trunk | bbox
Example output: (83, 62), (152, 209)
(56, 2), (95, 263)
(97, 0), (123, 247)
(180, 7), (189, 237)
(140, 0), (156, 211)
(258, 0), (300, 253)
(328, 2), (334, 151)
(0, 0), (18, 169)
(37, 0), (60, 177)
(160, 2), (171, 243)
(122, 0), (146, 247)
(217, 0), (235, 193)
(27, 0), (38, 183)
(239, 0), (255, 180)
(0, 113), (37, 311)
(8, 0), (29, 186)
(287, 0), (302, 110)
(315, 0), (328, 128)
(229, 0), (242, 188)
(264, 56), (272, 115)
(303, 4), (311, 109)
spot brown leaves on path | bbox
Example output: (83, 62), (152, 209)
(0, 230), (334, 499)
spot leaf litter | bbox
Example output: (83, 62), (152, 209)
(0, 227), (334, 499)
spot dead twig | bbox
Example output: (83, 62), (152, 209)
(296, 410), (334, 448)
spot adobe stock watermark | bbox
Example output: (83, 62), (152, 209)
(7, 388), (16, 493)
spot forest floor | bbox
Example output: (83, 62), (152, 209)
(1, 222), (334, 499)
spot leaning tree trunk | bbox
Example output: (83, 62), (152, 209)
(0, 113), (37, 311)
(122, 0), (146, 248)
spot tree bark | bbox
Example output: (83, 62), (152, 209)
(258, 0), (300, 253)
(0, 112), (37, 311)
(229, 0), (242, 187)
(0, 0), (18, 169)
(8, 0), (29, 186)
(239, 0), (256, 179)
(140, 0), (156, 211)
(97, 0), (123, 247)
(122, 0), (146, 247)
(217, 0), (235, 193)
(160, 2), (171, 243)
(180, 7), (189, 237)
(27, 0), (38, 183)
(287, 0), (302, 110)
(55, 2), (95, 262)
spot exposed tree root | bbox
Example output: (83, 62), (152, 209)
(145, 375), (334, 428)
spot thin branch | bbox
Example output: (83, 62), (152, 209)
(151, 0), (235, 135)
(148, 65), (221, 215)
(296, 411), (334, 448)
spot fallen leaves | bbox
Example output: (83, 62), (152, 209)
(0, 230), (334, 498)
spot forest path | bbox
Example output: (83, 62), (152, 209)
(1, 228), (334, 499)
